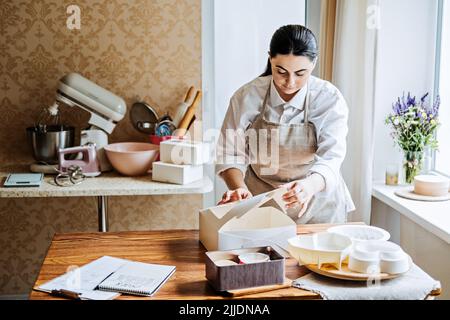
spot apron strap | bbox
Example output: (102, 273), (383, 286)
(303, 82), (310, 124)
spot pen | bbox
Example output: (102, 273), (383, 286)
(50, 289), (82, 300)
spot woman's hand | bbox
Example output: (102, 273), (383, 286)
(282, 174), (326, 218)
(218, 188), (253, 205)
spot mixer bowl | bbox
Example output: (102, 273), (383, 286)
(26, 126), (75, 164)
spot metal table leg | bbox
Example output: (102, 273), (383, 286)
(98, 196), (108, 232)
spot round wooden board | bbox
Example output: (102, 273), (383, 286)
(395, 188), (450, 202)
(304, 259), (412, 282)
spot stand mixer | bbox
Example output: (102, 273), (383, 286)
(55, 73), (127, 172)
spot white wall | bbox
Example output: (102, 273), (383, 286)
(211, 0), (306, 202)
(373, 0), (439, 181)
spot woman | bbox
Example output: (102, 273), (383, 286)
(215, 25), (355, 224)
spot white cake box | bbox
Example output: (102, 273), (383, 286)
(152, 161), (203, 185)
(199, 188), (297, 255)
(160, 139), (210, 165)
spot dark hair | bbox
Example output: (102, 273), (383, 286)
(261, 25), (318, 77)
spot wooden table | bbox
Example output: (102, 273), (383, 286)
(29, 223), (440, 300)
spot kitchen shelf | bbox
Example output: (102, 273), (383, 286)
(0, 171), (213, 232)
(0, 171), (213, 198)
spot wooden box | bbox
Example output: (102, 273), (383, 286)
(205, 246), (285, 292)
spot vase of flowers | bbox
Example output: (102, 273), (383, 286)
(385, 92), (440, 184)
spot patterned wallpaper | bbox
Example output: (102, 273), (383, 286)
(0, 0), (203, 296)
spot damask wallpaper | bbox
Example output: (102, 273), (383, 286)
(0, 0), (203, 296)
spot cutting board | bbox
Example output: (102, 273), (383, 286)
(224, 278), (292, 297)
(395, 188), (450, 202)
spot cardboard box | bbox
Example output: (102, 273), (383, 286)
(205, 246), (285, 292)
(199, 188), (297, 255)
(160, 139), (210, 165)
(152, 161), (203, 185)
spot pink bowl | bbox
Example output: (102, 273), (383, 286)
(104, 142), (159, 176)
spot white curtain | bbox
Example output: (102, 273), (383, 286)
(333, 0), (380, 224)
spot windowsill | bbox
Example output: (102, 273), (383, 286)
(372, 182), (450, 244)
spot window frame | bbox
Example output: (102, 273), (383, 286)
(433, 0), (449, 178)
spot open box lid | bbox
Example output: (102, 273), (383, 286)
(199, 188), (296, 255)
(207, 188), (289, 225)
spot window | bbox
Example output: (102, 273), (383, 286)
(435, 0), (450, 176)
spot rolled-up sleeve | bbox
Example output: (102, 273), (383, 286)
(215, 95), (249, 178)
(308, 91), (349, 195)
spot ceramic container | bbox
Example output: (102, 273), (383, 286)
(238, 253), (270, 264)
(104, 142), (159, 176)
(414, 175), (450, 197)
(348, 241), (410, 275)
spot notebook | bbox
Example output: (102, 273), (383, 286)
(98, 260), (176, 297)
(35, 256), (176, 299)
(35, 256), (126, 300)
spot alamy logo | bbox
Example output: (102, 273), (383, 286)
(66, 5), (81, 30)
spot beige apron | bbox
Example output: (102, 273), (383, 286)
(244, 81), (355, 224)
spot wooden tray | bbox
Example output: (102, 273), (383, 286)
(304, 260), (411, 282)
(395, 188), (450, 202)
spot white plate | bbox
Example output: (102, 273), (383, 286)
(327, 225), (390, 243)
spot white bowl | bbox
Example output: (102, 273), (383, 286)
(348, 241), (410, 275)
(288, 232), (352, 268)
(238, 253), (270, 264)
(327, 225), (390, 244)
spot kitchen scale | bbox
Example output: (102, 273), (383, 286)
(4, 173), (44, 188)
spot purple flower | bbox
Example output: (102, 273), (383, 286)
(431, 95), (440, 117)
(392, 92), (417, 115)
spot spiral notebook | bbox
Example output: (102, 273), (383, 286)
(98, 260), (176, 297)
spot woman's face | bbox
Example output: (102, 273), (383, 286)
(270, 54), (316, 98)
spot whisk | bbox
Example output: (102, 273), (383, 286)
(35, 102), (62, 133)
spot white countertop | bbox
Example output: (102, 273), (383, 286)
(372, 182), (450, 244)
(0, 172), (213, 198)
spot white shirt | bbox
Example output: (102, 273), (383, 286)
(215, 75), (349, 194)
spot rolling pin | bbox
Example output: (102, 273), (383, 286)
(177, 90), (202, 134)
(173, 86), (195, 127)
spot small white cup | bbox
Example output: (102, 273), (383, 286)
(238, 253), (270, 264)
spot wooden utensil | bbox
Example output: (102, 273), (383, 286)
(224, 278), (292, 297)
(184, 86), (195, 104)
(173, 86), (195, 127)
(177, 90), (202, 134)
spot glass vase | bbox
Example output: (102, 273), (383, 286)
(402, 150), (424, 185)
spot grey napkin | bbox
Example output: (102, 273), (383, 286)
(293, 263), (441, 300)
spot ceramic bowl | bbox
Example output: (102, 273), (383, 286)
(104, 142), (159, 176)
(238, 253), (270, 264)
(288, 232), (353, 268)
